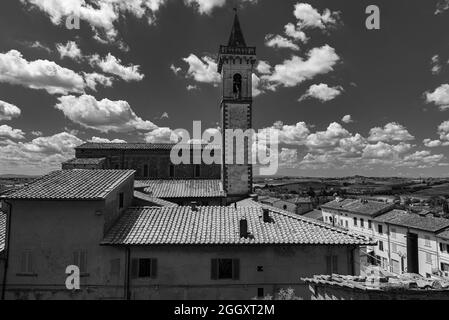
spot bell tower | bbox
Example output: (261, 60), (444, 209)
(218, 10), (257, 201)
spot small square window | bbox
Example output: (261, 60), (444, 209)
(257, 266), (264, 272)
(257, 288), (264, 298)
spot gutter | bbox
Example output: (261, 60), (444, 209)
(1, 200), (12, 300)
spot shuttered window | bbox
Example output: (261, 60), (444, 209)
(73, 250), (87, 273)
(131, 258), (158, 279)
(20, 251), (34, 274)
(211, 259), (240, 280)
(326, 255), (338, 274)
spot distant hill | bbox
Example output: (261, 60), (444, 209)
(0, 174), (39, 179)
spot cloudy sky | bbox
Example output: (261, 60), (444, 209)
(1, 0), (449, 177)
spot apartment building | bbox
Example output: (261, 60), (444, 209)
(321, 198), (449, 277)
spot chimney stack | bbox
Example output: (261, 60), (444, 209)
(190, 201), (198, 212)
(263, 208), (271, 223)
(240, 218), (248, 238)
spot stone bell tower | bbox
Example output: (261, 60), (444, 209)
(217, 10), (257, 201)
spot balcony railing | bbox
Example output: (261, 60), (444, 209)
(219, 45), (256, 56)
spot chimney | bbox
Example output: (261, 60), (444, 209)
(190, 201), (198, 212)
(263, 208), (271, 223)
(240, 218), (248, 238)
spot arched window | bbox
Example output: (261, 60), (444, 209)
(233, 73), (242, 98)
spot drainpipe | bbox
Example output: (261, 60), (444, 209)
(125, 247), (131, 300)
(386, 224), (392, 272)
(1, 200), (12, 300)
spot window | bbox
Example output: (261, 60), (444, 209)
(326, 256), (338, 274)
(73, 250), (87, 274)
(20, 251), (34, 274)
(257, 288), (264, 298)
(353, 217), (357, 227)
(211, 259), (240, 280)
(143, 164), (149, 177)
(257, 266), (263, 272)
(110, 258), (121, 277)
(283, 205), (287, 210)
(233, 73), (242, 98)
(379, 240), (384, 251)
(426, 253), (432, 264)
(360, 219), (365, 228)
(131, 258), (158, 279)
(425, 235), (431, 247)
(119, 192), (124, 209)
(169, 165), (175, 178)
(391, 228), (396, 239)
(392, 243), (397, 253)
(345, 221), (348, 228)
(440, 243), (444, 252)
(194, 164), (201, 178)
(368, 220), (372, 229)
(378, 224), (383, 235)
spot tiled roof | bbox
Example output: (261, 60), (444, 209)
(303, 209), (324, 221)
(133, 191), (178, 208)
(0, 211), (6, 253)
(321, 199), (394, 217)
(63, 157), (106, 165)
(102, 205), (373, 246)
(76, 142), (220, 150)
(437, 229), (449, 240)
(142, 179), (225, 198)
(376, 210), (449, 233)
(1, 170), (135, 200)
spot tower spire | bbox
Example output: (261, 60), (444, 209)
(227, 9), (247, 47)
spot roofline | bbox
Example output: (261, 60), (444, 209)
(381, 220), (449, 234)
(100, 242), (373, 247)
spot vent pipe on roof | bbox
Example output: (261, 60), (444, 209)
(263, 208), (271, 223)
(240, 218), (248, 238)
(190, 201), (198, 212)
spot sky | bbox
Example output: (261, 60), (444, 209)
(0, 0), (449, 177)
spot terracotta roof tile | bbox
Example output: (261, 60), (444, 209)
(133, 191), (179, 207)
(0, 211), (5, 253)
(142, 179), (225, 198)
(321, 199), (394, 217)
(1, 170), (135, 200)
(76, 142), (220, 150)
(63, 157), (106, 165)
(376, 210), (449, 233)
(102, 205), (373, 246)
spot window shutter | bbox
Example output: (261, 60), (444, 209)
(151, 259), (158, 278)
(131, 258), (139, 279)
(326, 256), (332, 274)
(232, 259), (240, 280)
(332, 256), (338, 274)
(20, 252), (27, 273)
(440, 243), (444, 252)
(27, 253), (33, 273)
(211, 259), (218, 280)
(80, 251), (87, 273)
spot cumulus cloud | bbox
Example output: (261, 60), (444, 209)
(435, 0), (449, 14)
(83, 72), (114, 91)
(0, 100), (21, 121)
(90, 53), (144, 82)
(284, 23), (308, 43)
(170, 64), (182, 75)
(0, 125), (26, 139)
(262, 45), (339, 88)
(144, 127), (180, 143)
(293, 2), (340, 30)
(426, 84), (449, 110)
(187, 84), (199, 91)
(423, 138), (443, 148)
(183, 54), (221, 85)
(265, 34), (300, 51)
(0, 50), (85, 94)
(342, 115), (353, 124)
(299, 83), (343, 102)
(56, 41), (82, 61)
(27, 41), (52, 53)
(368, 122), (415, 142)
(256, 61), (271, 75)
(89, 136), (126, 143)
(55, 94), (157, 133)
(431, 55), (442, 75)
(21, 0), (167, 42)
(184, 0), (256, 14)
(0, 131), (83, 170)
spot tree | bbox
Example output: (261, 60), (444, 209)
(307, 187), (316, 198)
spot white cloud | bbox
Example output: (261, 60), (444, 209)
(55, 94), (157, 133)
(0, 125), (26, 139)
(187, 84), (199, 91)
(284, 23), (308, 42)
(183, 54), (221, 85)
(423, 138), (443, 148)
(426, 84), (449, 110)
(362, 142), (412, 160)
(435, 0), (449, 14)
(263, 45), (339, 88)
(56, 41), (82, 61)
(0, 100), (21, 121)
(299, 83), (343, 102)
(368, 122), (415, 142)
(293, 2), (340, 30)
(144, 127), (180, 143)
(83, 72), (114, 91)
(0, 50), (85, 94)
(31, 131), (43, 137)
(184, 0), (256, 14)
(90, 53), (144, 82)
(160, 112), (169, 119)
(438, 121), (449, 143)
(170, 64), (182, 75)
(431, 55), (442, 75)
(27, 41), (52, 53)
(256, 61), (271, 74)
(252, 74), (263, 97)
(265, 34), (300, 51)
(0, 132), (83, 170)
(89, 136), (126, 143)
(342, 115), (353, 124)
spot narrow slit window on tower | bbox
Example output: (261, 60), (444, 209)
(233, 73), (242, 98)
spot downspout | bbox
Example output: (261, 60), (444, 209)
(125, 247), (131, 300)
(386, 224), (392, 272)
(1, 200), (12, 300)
